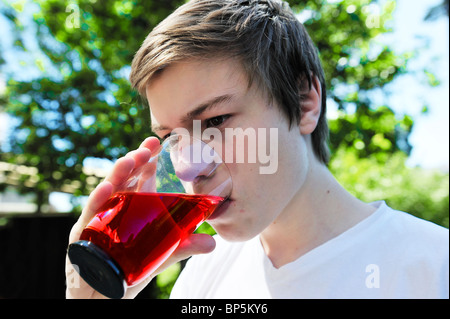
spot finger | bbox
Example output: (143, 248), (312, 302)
(139, 136), (161, 151)
(153, 233), (216, 275)
(125, 148), (152, 168)
(81, 181), (114, 222)
(176, 233), (216, 257)
(69, 181), (113, 243)
(136, 164), (157, 192)
(104, 156), (135, 187)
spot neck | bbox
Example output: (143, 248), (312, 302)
(259, 157), (375, 269)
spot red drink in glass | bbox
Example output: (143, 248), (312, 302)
(69, 192), (223, 298)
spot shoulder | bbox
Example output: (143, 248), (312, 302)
(381, 203), (448, 248)
(376, 203), (449, 275)
(373, 203), (449, 298)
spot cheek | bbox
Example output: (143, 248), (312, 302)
(254, 131), (308, 206)
(232, 164), (281, 213)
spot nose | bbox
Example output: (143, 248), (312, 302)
(174, 157), (217, 183)
(170, 137), (220, 183)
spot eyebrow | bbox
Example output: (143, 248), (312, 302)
(151, 123), (169, 133)
(151, 94), (234, 133)
(183, 94), (234, 121)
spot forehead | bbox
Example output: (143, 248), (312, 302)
(146, 58), (248, 130)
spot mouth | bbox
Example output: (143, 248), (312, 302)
(208, 198), (232, 221)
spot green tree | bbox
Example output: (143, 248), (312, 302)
(0, 0), (184, 212)
(1, 0), (412, 210)
(1, 0), (448, 299)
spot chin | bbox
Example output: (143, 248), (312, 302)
(208, 199), (266, 242)
(210, 221), (261, 243)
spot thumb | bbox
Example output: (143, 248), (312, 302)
(153, 233), (216, 276)
(177, 233), (216, 258)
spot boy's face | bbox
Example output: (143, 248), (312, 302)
(146, 58), (312, 242)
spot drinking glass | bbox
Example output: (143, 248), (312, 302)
(68, 134), (232, 298)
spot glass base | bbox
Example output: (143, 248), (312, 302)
(68, 240), (126, 299)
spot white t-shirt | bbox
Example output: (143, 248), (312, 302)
(170, 201), (449, 299)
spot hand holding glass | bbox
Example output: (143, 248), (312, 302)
(68, 135), (232, 298)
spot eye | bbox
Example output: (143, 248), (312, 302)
(205, 115), (231, 128)
(159, 132), (172, 141)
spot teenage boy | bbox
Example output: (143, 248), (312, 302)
(66, 0), (449, 298)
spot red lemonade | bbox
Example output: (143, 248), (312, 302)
(79, 192), (223, 286)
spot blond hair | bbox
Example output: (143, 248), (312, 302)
(130, 0), (330, 164)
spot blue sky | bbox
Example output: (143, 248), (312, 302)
(323, 0), (449, 171)
(382, 0), (449, 170)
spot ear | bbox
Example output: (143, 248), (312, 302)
(299, 75), (322, 135)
